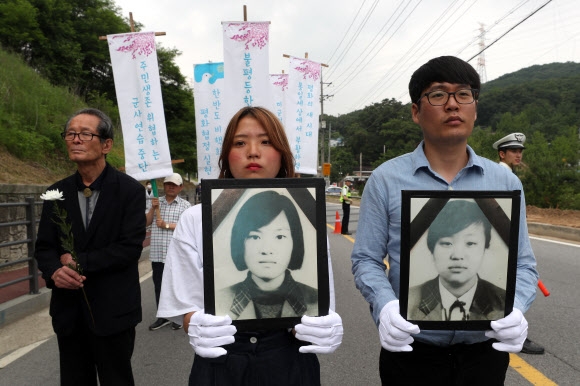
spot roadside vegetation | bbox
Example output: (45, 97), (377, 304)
(0, 1), (578, 209)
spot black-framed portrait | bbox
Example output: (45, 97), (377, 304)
(201, 178), (330, 331)
(399, 190), (521, 330)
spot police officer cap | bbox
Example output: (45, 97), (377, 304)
(492, 133), (526, 150)
(344, 177), (354, 182)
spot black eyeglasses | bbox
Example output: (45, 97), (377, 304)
(418, 89), (479, 106)
(61, 132), (102, 142)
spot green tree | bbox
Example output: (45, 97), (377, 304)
(520, 129), (580, 208)
(157, 47), (196, 176)
(0, 0), (44, 55)
(0, 0), (131, 99)
(328, 147), (357, 183)
(373, 114), (422, 167)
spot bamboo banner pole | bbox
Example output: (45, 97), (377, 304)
(98, 12), (166, 40)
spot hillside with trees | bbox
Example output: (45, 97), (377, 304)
(0, 0), (196, 178)
(0, 1), (578, 209)
(325, 62), (580, 209)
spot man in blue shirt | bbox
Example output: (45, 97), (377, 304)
(351, 56), (538, 385)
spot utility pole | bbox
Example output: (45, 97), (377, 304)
(319, 73), (333, 177)
(476, 23), (487, 83)
(328, 122), (331, 164)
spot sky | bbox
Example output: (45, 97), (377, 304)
(112, 0), (580, 116)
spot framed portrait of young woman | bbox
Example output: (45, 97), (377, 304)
(201, 178), (330, 331)
(399, 190), (521, 331)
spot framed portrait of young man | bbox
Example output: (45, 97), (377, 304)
(399, 190), (521, 330)
(201, 178), (330, 331)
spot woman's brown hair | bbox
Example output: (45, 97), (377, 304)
(218, 106), (296, 179)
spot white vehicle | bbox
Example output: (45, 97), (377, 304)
(325, 186), (342, 196)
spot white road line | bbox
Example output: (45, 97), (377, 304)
(530, 236), (580, 248)
(140, 271), (153, 283)
(0, 339), (49, 369)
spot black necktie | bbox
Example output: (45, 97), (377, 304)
(447, 300), (467, 321)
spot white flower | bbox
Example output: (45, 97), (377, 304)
(40, 189), (64, 201)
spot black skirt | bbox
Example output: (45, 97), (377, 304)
(188, 329), (320, 386)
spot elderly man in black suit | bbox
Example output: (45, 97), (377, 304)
(35, 108), (146, 385)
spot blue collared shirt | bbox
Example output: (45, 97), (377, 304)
(351, 141), (538, 346)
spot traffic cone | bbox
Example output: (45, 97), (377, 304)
(333, 211), (342, 234)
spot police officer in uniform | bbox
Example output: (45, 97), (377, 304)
(340, 177), (353, 235)
(493, 132), (544, 355)
(492, 132), (526, 171)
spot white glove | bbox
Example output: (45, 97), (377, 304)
(295, 310), (343, 354)
(378, 300), (420, 352)
(188, 310), (237, 358)
(485, 308), (528, 352)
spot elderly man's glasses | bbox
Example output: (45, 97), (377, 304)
(418, 89), (479, 106)
(61, 132), (102, 142)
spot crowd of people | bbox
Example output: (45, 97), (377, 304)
(35, 55), (540, 385)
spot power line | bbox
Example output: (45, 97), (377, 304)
(332, 0), (420, 96)
(350, 0), (470, 109)
(467, 0), (553, 62)
(455, 0), (530, 57)
(326, 0), (368, 64)
(326, 0), (381, 79)
(349, 0), (467, 108)
(329, 0), (412, 86)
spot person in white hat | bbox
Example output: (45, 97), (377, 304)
(492, 133), (526, 171)
(146, 173), (191, 331)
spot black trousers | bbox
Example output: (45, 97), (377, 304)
(341, 201), (350, 233)
(151, 261), (165, 308)
(56, 321), (136, 386)
(379, 340), (509, 386)
(189, 330), (320, 386)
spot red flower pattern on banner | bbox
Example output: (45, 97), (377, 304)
(272, 75), (288, 91)
(228, 22), (269, 50)
(111, 33), (156, 59)
(294, 60), (320, 82)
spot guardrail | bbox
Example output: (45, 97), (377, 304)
(0, 197), (41, 295)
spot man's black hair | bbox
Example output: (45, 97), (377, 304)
(64, 108), (114, 142)
(408, 56), (481, 104)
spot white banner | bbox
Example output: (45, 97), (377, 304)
(107, 32), (172, 181)
(285, 57), (321, 175)
(194, 62), (225, 180)
(222, 21), (271, 123)
(269, 74), (288, 124)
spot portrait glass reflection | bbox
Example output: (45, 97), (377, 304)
(202, 179), (328, 330)
(400, 191), (520, 330)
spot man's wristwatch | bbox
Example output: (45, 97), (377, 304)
(165, 223), (169, 229)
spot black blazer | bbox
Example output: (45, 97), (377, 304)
(35, 163), (146, 336)
(407, 276), (506, 321)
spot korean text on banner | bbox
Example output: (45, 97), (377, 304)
(107, 32), (173, 181)
(285, 57), (321, 175)
(222, 21), (271, 123)
(269, 74), (288, 124)
(194, 62), (225, 180)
